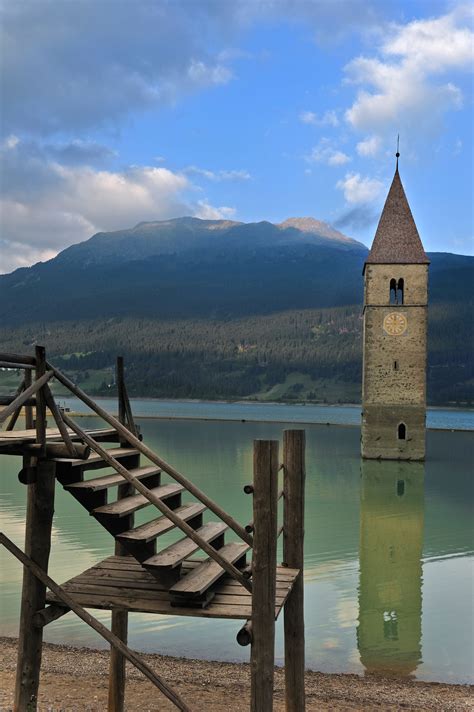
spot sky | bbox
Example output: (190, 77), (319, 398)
(0, 0), (473, 273)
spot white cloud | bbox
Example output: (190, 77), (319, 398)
(0, 240), (57, 274)
(345, 6), (474, 134)
(2, 135), (20, 150)
(328, 151), (351, 166)
(0, 139), (236, 272)
(336, 172), (383, 204)
(299, 110), (339, 127)
(356, 135), (382, 157)
(194, 201), (236, 220)
(184, 166), (251, 181)
(306, 139), (351, 166)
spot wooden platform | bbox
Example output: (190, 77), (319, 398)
(46, 555), (300, 620)
(0, 427), (116, 452)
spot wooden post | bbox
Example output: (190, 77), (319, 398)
(24, 369), (34, 430)
(14, 460), (56, 711)
(35, 346), (47, 456)
(107, 358), (135, 712)
(283, 430), (306, 712)
(250, 439), (278, 712)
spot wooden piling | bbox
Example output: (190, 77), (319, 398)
(14, 460), (56, 711)
(35, 346), (47, 457)
(24, 369), (34, 430)
(250, 439), (278, 712)
(283, 430), (306, 712)
(108, 358), (136, 712)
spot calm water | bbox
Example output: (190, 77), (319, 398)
(58, 397), (474, 431)
(0, 409), (473, 684)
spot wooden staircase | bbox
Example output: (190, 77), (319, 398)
(0, 349), (306, 712)
(53, 436), (250, 606)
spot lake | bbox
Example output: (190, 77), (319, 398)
(0, 403), (473, 684)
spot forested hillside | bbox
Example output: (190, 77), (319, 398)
(0, 218), (472, 405)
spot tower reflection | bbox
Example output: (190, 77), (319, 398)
(357, 460), (424, 676)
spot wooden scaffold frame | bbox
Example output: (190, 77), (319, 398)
(0, 347), (306, 711)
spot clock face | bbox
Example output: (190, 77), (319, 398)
(383, 312), (407, 335)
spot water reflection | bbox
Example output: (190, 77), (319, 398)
(358, 460), (424, 676)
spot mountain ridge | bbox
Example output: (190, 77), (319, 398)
(0, 216), (471, 405)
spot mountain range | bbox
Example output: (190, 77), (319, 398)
(0, 217), (472, 405)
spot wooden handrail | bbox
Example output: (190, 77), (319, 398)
(0, 360), (35, 370)
(61, 412), (252, 593)
(0, 352), (36, 366)
(49, 363), (252, 548)
(0, 532), (192, 712)
(0, 370), (54, 425)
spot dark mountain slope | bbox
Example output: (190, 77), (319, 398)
(0, 217), (471, 405)
(0, 216), (367, 323)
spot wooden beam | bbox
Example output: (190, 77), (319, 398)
(117, 356), (139, 439)
(6, 378), (26, 432)
(33, 604), (70, 628)
(0, 370), (53, 425)
(35, 346), (47, 456)
(250, 439), (278, 712)
(14, 460), (56, 711)
(50, 363), (252, 547)
(0, 533), (193, 712)
(0, 360), (35, 370)
(0, 395), (35, 407)
(24, 369), (34, 430)
(43, 384), (80, 458)
(283, 430), (306, 712)
(236, 620), (252, 646)
(0, 352), (36, 366)
(61, 412), (252, 593)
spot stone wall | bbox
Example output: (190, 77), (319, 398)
(364, 264), (428, 305)
(362, 306), (427, 405)
(361, 405), (426, 460)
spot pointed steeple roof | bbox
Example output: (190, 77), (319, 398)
(366, 167), (429, 265)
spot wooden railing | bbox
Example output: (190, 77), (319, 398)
(0, 349), (252, 591)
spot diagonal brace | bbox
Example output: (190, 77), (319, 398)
(0, 532), (193, 712)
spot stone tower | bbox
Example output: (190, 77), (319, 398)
(361, 160), (429, 460)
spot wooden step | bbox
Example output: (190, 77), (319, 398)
(169, 541), (249, 598)
(92, 483), (184, 518)
(64, 466), (161, 492)
(117, 502), (206, 544)
(83, 428), (120, 443)
(144, 522), (228, 570)
(53, 447), (139, 469)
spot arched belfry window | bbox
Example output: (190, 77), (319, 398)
(397, 278), (404, 305)
(389, 278), (404, 305)
(398, 423), (406, 440)
(389, 279), (397, 305)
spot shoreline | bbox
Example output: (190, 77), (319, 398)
(65, 410), (474, 433)
(0, 637), (472, 711)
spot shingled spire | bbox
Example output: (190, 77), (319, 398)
(366, 165), (429, 265)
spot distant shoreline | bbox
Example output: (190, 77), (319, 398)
(65, 410), (474, 433)
(60, 394), (474, 412)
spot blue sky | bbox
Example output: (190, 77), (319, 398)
(1, 0), (472, 272)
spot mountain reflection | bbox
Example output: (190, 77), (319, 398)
(358, 460), (424, 676)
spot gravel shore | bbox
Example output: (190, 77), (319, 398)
(1, 637), (472, 711)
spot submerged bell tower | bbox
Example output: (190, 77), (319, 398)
(361, 152), (429, 460)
